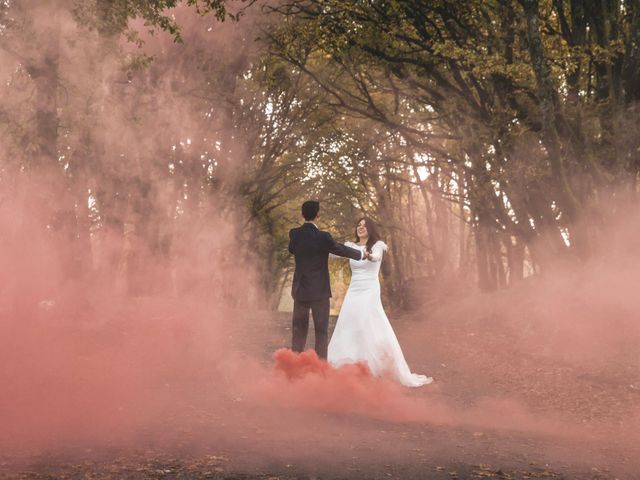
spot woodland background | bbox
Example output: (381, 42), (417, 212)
(2, 0), (639, 311)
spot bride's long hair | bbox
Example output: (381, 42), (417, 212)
(355, 217), (382, 252)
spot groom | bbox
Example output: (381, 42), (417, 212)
(288, 200), (367, 359)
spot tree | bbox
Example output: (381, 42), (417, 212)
(258, 0), (640, 291)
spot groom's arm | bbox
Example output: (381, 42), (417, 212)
(288, 229), (294, 254)
(325, 233), (363, 260)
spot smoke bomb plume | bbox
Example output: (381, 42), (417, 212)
(0, 2), (639, 479)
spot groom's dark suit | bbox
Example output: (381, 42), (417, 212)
(288, 222), (363, 359)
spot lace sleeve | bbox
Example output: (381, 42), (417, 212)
(368, 241), (388, 262)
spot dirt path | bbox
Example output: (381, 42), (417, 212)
(1, 305), (637, 480)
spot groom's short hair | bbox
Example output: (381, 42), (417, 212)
(302, 200), (320, 221)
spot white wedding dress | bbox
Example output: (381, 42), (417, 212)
(328, 241), (433, 387)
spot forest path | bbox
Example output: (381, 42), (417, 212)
(1, 301), (637, 480)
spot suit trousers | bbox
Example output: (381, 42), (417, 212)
(291, 298), (331, 359)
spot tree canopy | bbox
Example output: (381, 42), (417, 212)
(1, 0), (638, 308)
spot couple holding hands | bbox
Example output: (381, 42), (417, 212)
(288, 200), (432, 387)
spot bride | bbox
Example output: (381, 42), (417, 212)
(328, 218), (433, 387)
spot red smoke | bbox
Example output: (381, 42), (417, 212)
(0, 182), (236, 452)
(266, 349), (425, 420)
(1, 3), (639, 476)
(274, 348), (370, 380)
(242, 349), (579, 439)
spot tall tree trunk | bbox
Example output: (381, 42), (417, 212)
(24, 8), (82, 281)
(506, 234), (525, 285)
(521, 0), (587, 258)
(475, 218), (498, 292)
(458, 175), (468, 275)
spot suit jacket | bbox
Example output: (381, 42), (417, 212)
(288, 223), (363, 302)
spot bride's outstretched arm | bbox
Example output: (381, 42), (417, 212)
(368, 241), (388, 262)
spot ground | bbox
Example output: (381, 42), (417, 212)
(1, 297), (638, 480)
